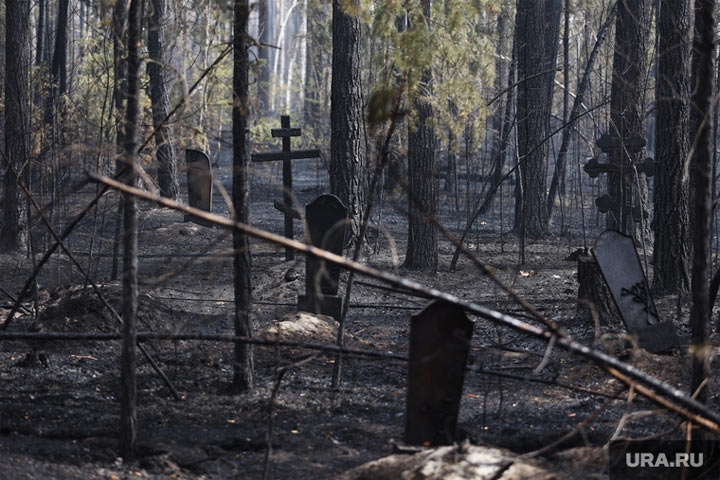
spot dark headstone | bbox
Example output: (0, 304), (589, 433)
(405, 300), (473, 446)
(592, 230), (679, 353)
(184, 149), (214, 227)
(297, 194), (348, 322)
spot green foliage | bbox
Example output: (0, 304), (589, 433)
(355, 0), (497, 143)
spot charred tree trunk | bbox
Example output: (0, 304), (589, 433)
(606, 0), (652, 235)
(119, 0), (142, 461)
(36, 0), (46, 67)
(513, 0), (561, 238)
(689, 0), (715, 409)
(232, 0), (254, 392)
(147, 0), (180, 199)
(330, 0), (365, 240)
(0, 1), (30, 252)
(653, 0), (691, 294)
(111, 0), (128, 280)
(51, 0), (69, 95)
(404, 0), (438, 273)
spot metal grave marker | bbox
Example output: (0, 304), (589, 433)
(592, 230), (678, 353)
(405, 300), (473, 446)
(184, 149), (214, 227)
(251, 115), (321, 261)
(297, 194), (347, 322)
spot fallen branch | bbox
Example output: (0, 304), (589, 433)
(86, 171), (720, 433)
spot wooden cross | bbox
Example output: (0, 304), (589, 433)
(251, 115), (321, 261)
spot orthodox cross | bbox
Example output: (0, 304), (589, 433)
(251, 115), (321, 260)
(583, 133), (655, 233)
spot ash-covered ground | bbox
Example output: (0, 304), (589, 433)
(0, 153), (716, 479)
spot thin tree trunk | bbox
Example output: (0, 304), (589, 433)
(36, 0), (46, 67)
(689, 0), (716, 410)
(111, 0), (128, 280)
(232, 0), (254, 392)
(547, 3), (616, 219)
(51, 0), (69, 95)
(119, 0), (142, 461)
(148, 0), (180, 199)
(258, 0), (272, 113)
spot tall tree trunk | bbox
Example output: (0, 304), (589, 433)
(689, 0), (715, 410)
(232, 0), (254, 392)
(119, 0), (142, 461)
(482, 4), (511, 213)
(330, 0), (365, 240)
(36, 0), (46, 67)
(111, 0), (128, 280)
(513, 0), (562, 238)
(404, 0), (438, 272)
(51, 0), (69, 95)
(0, 1), (30, 252)
(147, 0), (180, 199)
(606, 0), (652, 235)
(653, 0), (691, 294)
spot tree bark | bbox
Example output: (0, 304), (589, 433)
(119, 0), (142, 461)
(606, 0), (652, 235)
(36, 0), (46, 67)
(513, 0), (562, 238)
(653, 0), (691, 294)
(330, 0), (365, 240)
(232, 0), (254, 392)
(111, 0), (128, 280)
(51, 0), (69, 95)
(147, 0), (180, 199)
(0, 0), (30, 252)
(404, 0), (438, 272)
(689, 0), (715, 410)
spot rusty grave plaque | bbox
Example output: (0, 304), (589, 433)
(297, 194), (348, 322)
(184, 149), (214, 227)
(405, 300), (474, 446)
(592, 230), (678, 353)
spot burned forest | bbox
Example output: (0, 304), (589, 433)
(3, 0), (720, 478)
